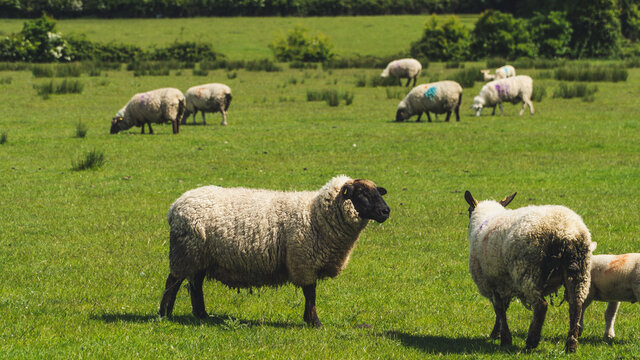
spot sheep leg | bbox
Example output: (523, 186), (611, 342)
(302, 283), (322, 327)
(220, 110), (227, 126)
(159, 273), (184, 317)
(147, 122), (154, 134)
(498, 103), (504, 116)
(202, 112), (206, 125)
(412, 76), (417, 87)
(525, 298), (548, 350)
(579, 292), (594, 336)
(192, 111), (198, 125)
(455, 93), (462, 122)
(489, 299), (510, 339)
(404, 77), (411, 87)
(188, 270), (208, 319)
(491, 294), (512, 347)
(425, 112), (432, 123)
(445, 111), (451, 122)
(521, 98), (534, 116)
(491, 105), (496, 116)
(603, 302), (620, 339)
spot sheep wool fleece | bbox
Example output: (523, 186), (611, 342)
(468, 202), (593, 306)
(167, 175), (370, 288)
(119, 88), (185, 130)
(400, 80), (463, 115)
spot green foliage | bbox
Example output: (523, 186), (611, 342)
(289, 61), (318, 69)
(0, 15), (72, 62)
(192, 68), (208, 76)
(71, 149), (105, 171)
(306, 89), (354, 106)
(471, 9), (537, 60)
(554, 64), (628, 82)
(385, 88), (406, 100)
(0, 76), (12, 84)
(529, 11), (573, 58)
(452, 66), (483, 88)
(75, 121), (88, 138)
(270, 26), (335, 62)
(553, 82), (599, 99)
(531, 83), (547, 102)
(564, 0), (622, 58)
(410, 15), (470, 61)
(511, 57), (566, 69)
(34, 79), (84, 99)
(619, 0), (640, 41)
(147, 41), (221, 63)
(322, 54), (408, 69)
(245, 58), (281, 72)
(66, 34), (144, 63)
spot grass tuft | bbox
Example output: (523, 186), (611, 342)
(72, 149), (105, 171)
(0, 132), (6, 145)
(75, 121), (88, 138)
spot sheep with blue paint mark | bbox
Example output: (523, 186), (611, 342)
(381, 58), (422, 87)
(395, 80), (463, 122)
(472, 75), (534, 117)
(481, 65), (516, 81)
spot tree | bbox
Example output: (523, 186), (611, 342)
(410, 15), (470, 61)
(529, 11), (573, 58)
(564, 0), (622, 58)
(471, 9), (537, 59)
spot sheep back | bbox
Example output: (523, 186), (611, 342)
(166, 175), (370, 288)
(495, 65), (516, 79)
(398, 80), (462, 116)
(118, 88), (185, 130)
(469, 203), (592, 306)
(589, 254), (640, 302)
(382, 58), (422, 78)
(185, 83), (232, 114)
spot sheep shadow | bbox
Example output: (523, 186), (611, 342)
(382, 330), (509, 355)
(95, 312), (302, 329)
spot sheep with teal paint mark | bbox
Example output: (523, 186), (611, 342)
(481, 65), (516, 82)
(395, 80), (463, 122)
(381, 58), (422, 87)
(472, 75), (534, 117)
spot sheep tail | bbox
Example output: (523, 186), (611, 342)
(224, 93), (232, 112)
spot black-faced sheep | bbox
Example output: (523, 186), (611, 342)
(381, 58), (422, 87)
(465, 191), (594, 353)
(183, 83), (232, 126)
(111, 88), (185, 135)
(395, 80), (463, 122)
(159, 175), (390, 326)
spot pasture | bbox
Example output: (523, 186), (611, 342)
(1, 16), (640, 359)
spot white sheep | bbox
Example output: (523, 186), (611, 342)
(481, 65), (516, 82)
(381, 58), (422, 87)
(465, 191), (594, 353)
(579, 252), (640, 339)
(158, 175), (390, 326)
(472, 75), (534, 117)
(183, 83), (232, 126)
(111, 88), (185, 134)
(395, 80), (463, 122)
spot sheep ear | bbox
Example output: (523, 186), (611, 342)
(342, 183), (355, 199)
(377, 187), (387, 196)
(464, 191), (477, 208)
(499, 192), (517, 207)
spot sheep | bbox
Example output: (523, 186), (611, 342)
(481, 65), (515, 82)
(464, 191), (594, 353)
(183, 83), (232, 126)
(579, 252), (640, 340)
(110, 88), (185, 135)
(381, 58), (422, 87)
(472, 75), (534, 117)
(395, 80), (463, 123)
(158, 175), (390, 326)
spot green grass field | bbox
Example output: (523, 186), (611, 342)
(1, 16), (640, 359)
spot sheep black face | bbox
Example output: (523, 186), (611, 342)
(395, 109), (409, 122)
(343, 179), (390, 223)
(110, 117), (122, 134)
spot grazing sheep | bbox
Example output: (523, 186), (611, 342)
(183, 83), (232, 126)
(159, 175), (390, 326)
(381, 58), (422, 87)
(111, 88), (185, 135)
(481, 65), (515, 82)
(472, 75), (534, 117)
(579, 252), (640, 339)
(464, 191), (594, 353)
(395, 80), (463, 122)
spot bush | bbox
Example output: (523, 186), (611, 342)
(193, 68), (208, 76)
(245, 58), (281, 72)
(72, 149), (105, 171)
(410, 15), (470, 61)
(290, 61), (318, 69)
(34, 79), (83, 99)
(553, 82), (598, 99)
(0, 76), (12, 84)
(554, 64), (628, 82)
(0, 15), (73, 62)
(270, 26), (335, 62)
(565, 0), (622, 58)
(147, 41), (221, 63)
(471, 10), (537, 60)
(531, 84), (547, 102)
(529, 11), (573, 58)
(452, 67), (483, 88)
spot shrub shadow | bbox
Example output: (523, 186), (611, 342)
(95, 312), (302, 329)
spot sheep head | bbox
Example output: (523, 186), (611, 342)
(341, 179), (390, 223)
(110, 116), (123, 134)
(472, 96), (485, 117)
(464, 191), (517, 217)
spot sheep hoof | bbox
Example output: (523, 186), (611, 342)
(192, 310), (209, 319)
(564, 336), (578, 353)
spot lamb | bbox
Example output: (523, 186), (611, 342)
(395, 80), (463, 122)
(183, 83), (232, 126)
(579, 252), (640, 339)
(381, 58), (422, 87)
(110, 88), (185, 135)
(481, 65), (516, 81)
(464, 191), (594, 353)
(158, 175), (390, 326)
(472, 75), (534, 117)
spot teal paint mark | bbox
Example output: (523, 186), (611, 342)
(424, 87), (437, 99)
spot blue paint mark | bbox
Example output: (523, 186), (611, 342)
(424, 87), (437, 99)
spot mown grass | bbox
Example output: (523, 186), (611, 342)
(1, 18), (639, 360)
